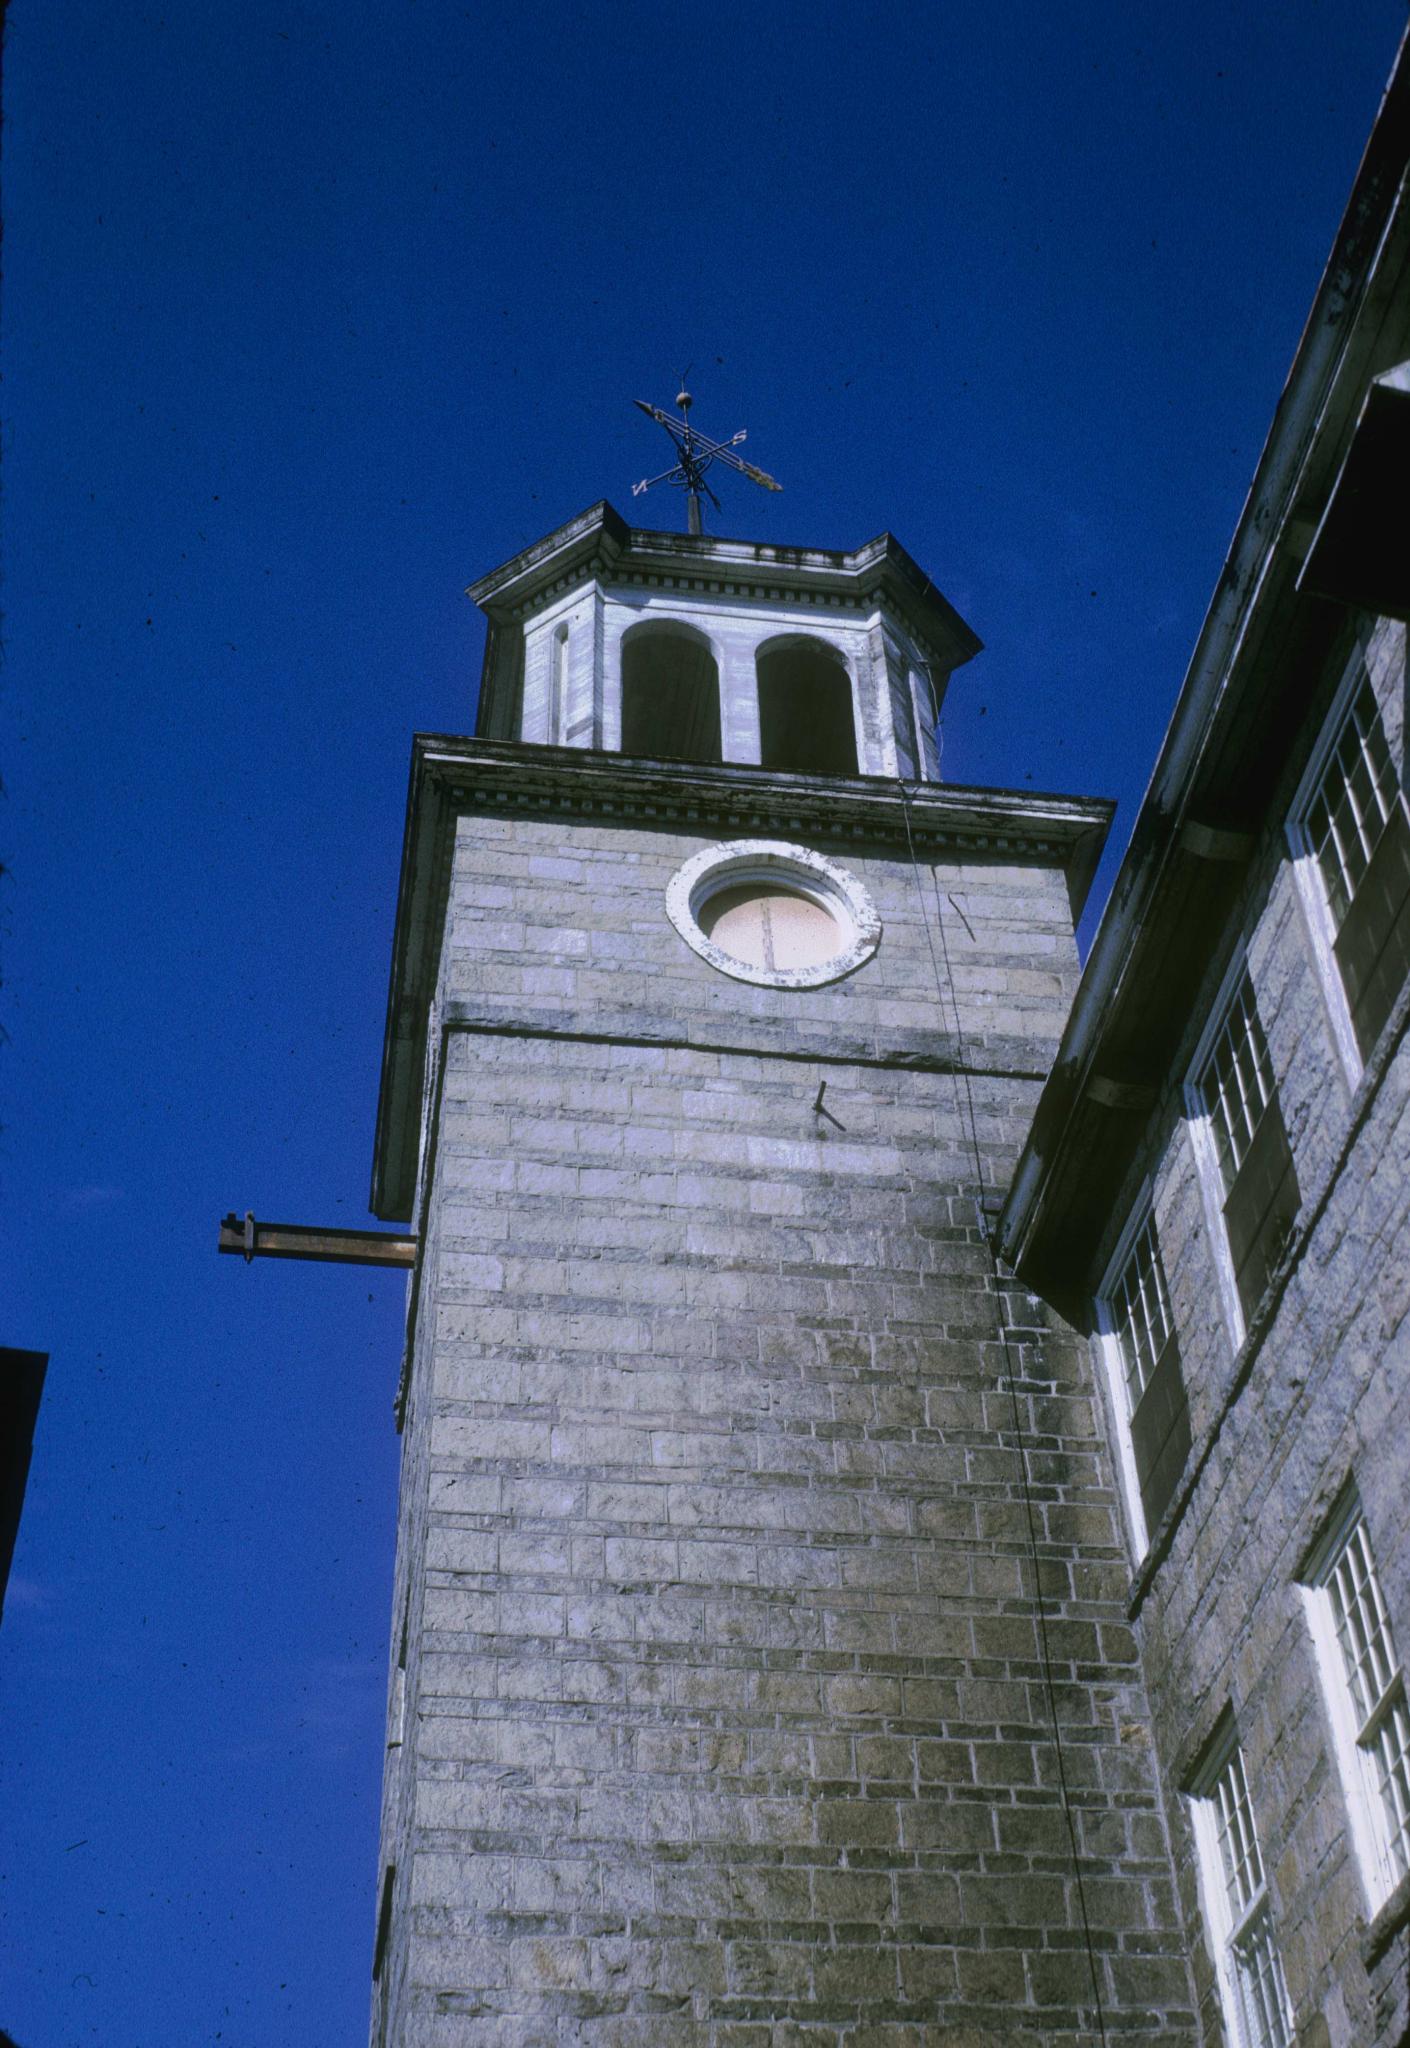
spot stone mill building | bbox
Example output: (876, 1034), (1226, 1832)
(354, 38), (1410, 2048)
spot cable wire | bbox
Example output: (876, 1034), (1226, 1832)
(899, 779), (1111, 2047)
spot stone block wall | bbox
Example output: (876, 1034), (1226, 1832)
(431, 809), (1083, 1056)
(1083, 615), (1410, 2048)
(371, 790), (1196, 2046)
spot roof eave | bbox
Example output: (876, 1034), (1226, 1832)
(995, 31), (1410, 1282)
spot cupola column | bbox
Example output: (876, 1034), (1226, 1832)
(577, 587), (609, 750)
(519, 615), (557, 744)
(719, 635), (762, 765)
(869, 625), (921, 780)
(913, 663), (943, 780)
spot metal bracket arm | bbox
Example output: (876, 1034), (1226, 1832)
(218, 1212), (417, 1268)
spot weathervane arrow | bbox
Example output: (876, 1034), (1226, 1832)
(631, 379), (781, 536)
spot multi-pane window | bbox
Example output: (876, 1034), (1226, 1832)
(1105, 1212), (1190, 1541)
(1199, 976), (1274, 1189)
(1190, 1730), (1294, 2048)
(1305, 678), (1398, 922)
(1305, 1495), (1410, 1904)
(1301, 674), (1410, 1060)
(1191, 972), (1300, 1327)
(1111, 1212), (1172, 1403)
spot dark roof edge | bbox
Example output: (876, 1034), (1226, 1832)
(369, 739), (452, 1222)
(995, 29), (1410, 1277)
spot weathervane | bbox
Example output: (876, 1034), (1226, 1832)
(632, 375), (782, 535)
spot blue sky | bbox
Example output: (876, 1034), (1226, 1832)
(3, 3), (1405, 2042)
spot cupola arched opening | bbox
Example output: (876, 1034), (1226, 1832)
(620, 622), (722, 766)
(756, 638), (859, 777)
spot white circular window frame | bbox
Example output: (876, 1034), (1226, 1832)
(666, 839), (882, 989)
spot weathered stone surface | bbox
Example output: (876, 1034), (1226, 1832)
(1069, 611), (1410, 2048)
(368, 776), (1195, 2047)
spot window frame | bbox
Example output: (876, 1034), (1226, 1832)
(1183, 949), (1275, 1350)
(1187, 1718), (1295, 2048)
(665, 839), (882, 989)
(1287, 638), (1409, 1085)
(1094, 1191), (1188, 1560)
(1300, 1488), (1410, 1911)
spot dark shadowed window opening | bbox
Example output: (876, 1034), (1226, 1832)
(1196, 972), (1301, 1325)
(372, 1863), (396, 1982)
(1223, 1100), (1301, 1322)
(620, 626), (721, 765)
(1304, 675), (1410, 1060)
(757, 641), (858, 777)
(1109, 1214), (1190, 1537)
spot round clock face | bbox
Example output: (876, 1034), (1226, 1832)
(666, 840), (881, 989)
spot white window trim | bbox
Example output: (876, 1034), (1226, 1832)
(1284, 638), (1379, 1091)
(1092, 1187), (1161, 1562)
(1188, 1721), (1294, 2048)
(665, 840), (882, 989)
(1181, 946), (1258, 1352)
(1301, 1490), (1404, 1911)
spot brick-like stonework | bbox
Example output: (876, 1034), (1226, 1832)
(369, 782), (1196, 2046)
(1084, 616), (1410, 2048)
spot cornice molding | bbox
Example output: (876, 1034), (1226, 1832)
(416, 736), (1109, 860)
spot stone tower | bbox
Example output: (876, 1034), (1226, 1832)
(367, 501), (1196, 2045)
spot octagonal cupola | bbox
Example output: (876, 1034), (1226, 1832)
(467, 501), (981, 782)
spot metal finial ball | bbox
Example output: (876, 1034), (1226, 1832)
(676, 388), (693, 412)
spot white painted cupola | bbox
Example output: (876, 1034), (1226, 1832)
(467, 501), (982, 782)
